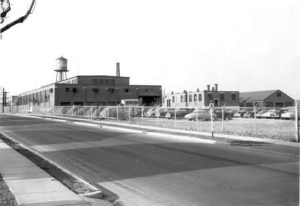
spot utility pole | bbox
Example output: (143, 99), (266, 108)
(2, 88), (6, 113)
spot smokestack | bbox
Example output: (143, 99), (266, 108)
(207, 85), (210, 91)
(215, 84), (218, 91)
(116, 62), (120, 77)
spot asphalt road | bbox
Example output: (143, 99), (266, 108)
(0, 114), (299, 206)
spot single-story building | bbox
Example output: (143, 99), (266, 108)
(239, 90), (294, 108)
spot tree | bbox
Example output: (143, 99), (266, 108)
(0, 0), (36, 35)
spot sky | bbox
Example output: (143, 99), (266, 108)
(0, 0), (299, 99)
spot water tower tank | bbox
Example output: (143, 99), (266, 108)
(56, 56), (68, 71)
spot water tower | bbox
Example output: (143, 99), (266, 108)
(54, 56), (69, 82)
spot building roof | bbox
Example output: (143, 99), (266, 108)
(240, 90), (278, 102)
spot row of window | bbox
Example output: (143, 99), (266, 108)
(170, 93), (237, 103)
(64, 87), (131, 93)
(171, 94), (203, 103)
(64, 87), (157, 93)
(93, 79), (115, 86)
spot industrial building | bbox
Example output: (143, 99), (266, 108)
(17, 57), (162, 106)
(163, 84), (240, 108)
(239, 90), (294, 108)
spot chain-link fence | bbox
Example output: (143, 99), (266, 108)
(3, 104), (299, 142)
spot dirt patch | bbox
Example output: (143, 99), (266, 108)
(0, 133), (120, 204)
(0, 173), (18, 206)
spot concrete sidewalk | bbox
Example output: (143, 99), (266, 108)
(0, 139), (91, 206)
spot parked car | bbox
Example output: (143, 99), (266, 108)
(213, 108), (234, 120)
(154, 108), (171, 118)
(261, 109), (278, 119)
(146, 107), (158, 118)
(243, 111), (255, 118)
(281, 109), (300, 120)
(233, 109), (248, 118)
(184, 109), (217, 121)
(165, 108), (194, 119)
(99, 106), (133, 120)
(256, 110), (268, 119)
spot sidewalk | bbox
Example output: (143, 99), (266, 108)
(0, 138), (91, 206)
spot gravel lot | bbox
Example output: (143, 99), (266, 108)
(108, 117), (297, 142)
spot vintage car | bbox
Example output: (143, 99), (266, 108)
(213, 108), (234, 120)
(184, 109), (217, 121)
(165, 108), (194, 119)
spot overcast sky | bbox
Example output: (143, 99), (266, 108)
(1, 0), (299, 99)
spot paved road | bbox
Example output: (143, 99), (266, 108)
(0, 114), (299, 206)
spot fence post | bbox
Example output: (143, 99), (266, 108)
(254, 106), (257, 137)
(221, 106), (224, 131)
(141, 106), (144, 123)
(128, 106), (131, 123)
(295, 101), (299, 142)
(210, 107), (214, 138)
(117, 106), (119, 121)
(174, 107), (177, 128)
(196, 107), (199, 131)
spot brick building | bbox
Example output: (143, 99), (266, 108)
(163, 84), (239, 108)
(17, 58), (162, 107)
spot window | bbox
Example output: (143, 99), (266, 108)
(105, 79), (109, 86)
(189, 94), (192, 102)
(72, 88), (77, 93)
(49, 88), (53, 93)
(172, 96), (175, 103)
(110, 79), (115, 85)
(93, 79), (98, 84)
(198, 94), (202, 101)
(277, 92), (281, 97)
(65, 88), (70, 93)
(231, 93), (236, 101)
(265, 102), (274, 107)
(208, 93), (213, 101)
(167, 99), (171, 107)
(285, 102), (292, 107)
(99, 79), (103, 85)
(220, 93), (224, 101)
(92, 88), (98, 93)
(246, 102), (253, 107)
(181, 95), (184, 102)
(124, 88), (130, 93)
(194, 94), (197, 102)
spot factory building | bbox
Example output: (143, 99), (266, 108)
(17, 57), (162, 106)
(163, 84), (240, 108)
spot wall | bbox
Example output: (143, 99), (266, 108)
(55, 84), (161, 106)
(264, 90), (294, 107)
(163, 90), (239, 108)
(76, 76), (130, 86)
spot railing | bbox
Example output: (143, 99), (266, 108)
(3, 104), (299, 142)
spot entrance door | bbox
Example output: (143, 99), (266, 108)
(214, 99), (219, 107)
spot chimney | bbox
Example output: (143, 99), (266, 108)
(116, 62), (120, 77)
(214, 84), (218, 91)
(207, 85), (210, 91)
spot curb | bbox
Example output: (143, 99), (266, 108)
(13, 113), (299, 147)
(0, 131), (121, 205)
